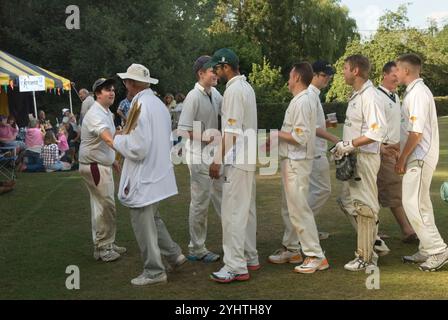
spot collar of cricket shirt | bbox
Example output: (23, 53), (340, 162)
(406, 78), (424, 94)
(378, 85), (397, 103)
(291, 89), (309, 103)
(195, 82), (212, 97)
(309, 84), (321, 96)
(94, 101), (113, 116)
(349, 79), (374, 101)
(226, 75), (246, 89)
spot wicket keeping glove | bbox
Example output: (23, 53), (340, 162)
(335, 140), (355, 157)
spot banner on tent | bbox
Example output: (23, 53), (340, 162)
(19, 76), (46, 92)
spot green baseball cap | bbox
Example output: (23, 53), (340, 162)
(204, 48), (239, 69)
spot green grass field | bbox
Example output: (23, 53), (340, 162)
(1, 119), (448, 300)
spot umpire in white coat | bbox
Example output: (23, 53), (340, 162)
(112, 64), (186, 286)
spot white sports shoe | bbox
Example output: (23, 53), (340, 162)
(403, 252), (428, 264)
(165, 254), (188, 272)
(131, 272), (167, 286)
(374, 238), (391, 257)
(210, 267), (250, 283)
(294, 256), (329, 274)
(344, 253), (377, 272)
(419, 249), (448, 272)
(112, 244), (127, 255)
(94, 244), (120, 262)
(268, 247), (303, 264)
(94, 244), (126, 260)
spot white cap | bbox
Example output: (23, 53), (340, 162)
(62, 108), (69, 115)
(117, 63), (159, 85)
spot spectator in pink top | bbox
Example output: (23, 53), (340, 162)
(57, 125), (69, 161)
(0, 115), (25, 152)
(25, 118), (44, 150)
(20, 118), (45, 173)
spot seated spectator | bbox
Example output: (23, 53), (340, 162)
(21, 118), (45, 172)
(0, 180), (15, 195)
(0, 115), (26, 152)
(38, 110), (53, 132)
(63, 116), (80, 166)
(41, 131), (71, 172)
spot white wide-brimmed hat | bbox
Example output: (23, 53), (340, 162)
(117, 63), (159, 85)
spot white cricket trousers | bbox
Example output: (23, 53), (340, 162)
(130, 203), (182, 277)
(280, 159), (324, 258)
(79, 163), (116, 249)
(187, 163), (223, 256)
(339, 153), (381, 217)
(308, 155), (331, 216)
(221, 166), (258, 274)
(402, 160), (447, 256)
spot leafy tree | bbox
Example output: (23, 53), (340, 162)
(209, 0), (357, 76)
(327, 4), (448, 101)
(248, 57), (290, 103)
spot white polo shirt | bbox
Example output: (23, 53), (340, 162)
(400, 78), (439, 170)
(377, 86), (401, 145)
(343, 80), (386, 154)
(308, 84), (327, 156)
(79, 101), (116, 166)
(178, 82), (223, 165)
(221, 75), (258, 172)
(279, 90), (316, 161)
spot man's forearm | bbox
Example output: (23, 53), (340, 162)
(399, 132), (422, 162)
(278, 131), (300, 146)
(100, 129), (115, 149)
(316, 128), (340, 144)
(352, 136), (375, 148)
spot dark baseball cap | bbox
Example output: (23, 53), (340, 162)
(312, 61), (335, 76)
(92, 78), (115, 93)
(193, 55), (212, 75)
(204, 48), (239, 69)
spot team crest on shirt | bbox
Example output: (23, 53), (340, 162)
(227, 118), (237, 126)
(294, 127), (304, 136)
(370, 123), (380, 132)
(410, 116), (418, 123)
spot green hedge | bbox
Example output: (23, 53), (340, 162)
(258, 97), (448, 130)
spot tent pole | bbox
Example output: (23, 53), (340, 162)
(69, 89), (73, 114)
(32, 91), (37, 118)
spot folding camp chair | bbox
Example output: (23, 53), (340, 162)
(0, 146), (17, 181)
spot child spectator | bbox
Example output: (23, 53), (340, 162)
(41, 131), (71, 172)
(57, 124), (69, 160)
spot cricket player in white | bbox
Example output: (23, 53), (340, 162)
(207, 48), (259, 283)
(335, 55), (387, 271)
(269, 62), (329, 274)
(178, 55), (223, 263)
(79, 78), (126, 263)
(111, 64), (186, 286)
(395, 53), (448, 272)
(308, 61), (341, 240)
(376, 62), (416, 243)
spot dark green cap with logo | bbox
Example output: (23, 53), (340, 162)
(204, 48), (239, 69)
